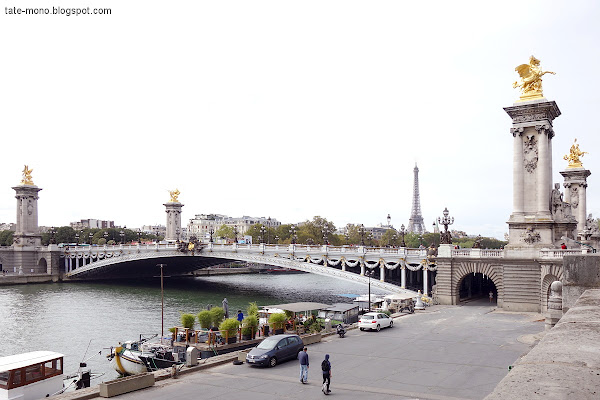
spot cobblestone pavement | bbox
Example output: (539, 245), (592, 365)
(113, 300), (544, 400)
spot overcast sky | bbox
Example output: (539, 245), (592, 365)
(2, 1), (599, 239)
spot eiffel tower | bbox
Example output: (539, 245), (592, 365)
(407, 163), (426, 234)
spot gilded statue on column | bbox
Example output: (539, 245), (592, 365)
(564, 139), (587, 169)
(168, 189), (181, 202)
(513, 56), (555, 101)
(20, 165), (34, 185)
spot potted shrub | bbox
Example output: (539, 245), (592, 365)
(180, 313), (196, 341)
(247, 302), (259, 316)
(219, 318), (239, 344)
(268, 312), (287, 335)
(197, 310), (212, 330)
(241, 316), (258, 340)
(209, 307), (225, 329)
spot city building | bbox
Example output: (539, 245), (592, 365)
(187, 214), (280, 242)
(70, 219), (115, 230)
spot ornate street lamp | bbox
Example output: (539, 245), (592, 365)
(359, 224), (366, 246)
(344, 232), (350, 246)
(437, 207), (455, 244)
(75, 231), (80, 245)
(89, 232), (93, 245)
(233, 226), (238, 243)
(209, 227), (214, 243)
(274, 235), (279, 244)
(289, 224), (297, 244)
(137, 230), (142, 244)
(103, 231), (109, 244)
(391, 232), (398, 247)
(366, 269), (375, 312)
(49, 227), (56, 244)
(260, 225), (266, 244)
(175, 228), (180, 243)
(120, 230), (125, 244)
(399, 224), (406, 247)
(322, 226), (329, 245)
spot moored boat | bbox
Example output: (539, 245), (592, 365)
(0, 351), (65, 400)
(108, 335), (184, 376)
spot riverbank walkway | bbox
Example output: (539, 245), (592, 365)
(60, 299), (544, 400)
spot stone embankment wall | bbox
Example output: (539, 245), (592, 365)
(485, 288), (600, 399)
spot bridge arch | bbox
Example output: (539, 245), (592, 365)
(37, 257), (48, 273)
(452, 262), (503, 305)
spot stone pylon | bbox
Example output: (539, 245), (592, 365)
(12, 184), (42, 248)
(504, 99), (577, 250)
(164, 200), (183, 242)
(560, 167), (591, 236)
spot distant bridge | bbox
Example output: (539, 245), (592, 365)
(62, 243), (435, 295)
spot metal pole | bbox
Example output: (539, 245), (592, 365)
(157, 264), (166, 339)
(368, 271), (371, 312)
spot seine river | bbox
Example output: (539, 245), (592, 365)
(0, 272), (386, 383)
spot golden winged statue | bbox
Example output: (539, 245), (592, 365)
(168, 189), (181, 202)
(564, 139), (587, 169)
(20, 165), (34, 185)
(513, 56), (555, 101)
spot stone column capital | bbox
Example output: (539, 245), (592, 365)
(510, 127), (524, 137)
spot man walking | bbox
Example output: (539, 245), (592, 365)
(321, 354), (332, 394)
(298, 347), (309, 383)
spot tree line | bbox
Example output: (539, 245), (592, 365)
(0, 227), (161, 246)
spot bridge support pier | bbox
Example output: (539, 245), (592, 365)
(360, 263), (365, 276)
(380, 264), (385, 282)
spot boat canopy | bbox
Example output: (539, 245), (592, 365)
(262, 302), (332, 313)
(384, 293), (416, 301)
(0, 351), (64, 373)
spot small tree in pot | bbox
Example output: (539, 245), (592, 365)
(180, 313), (196, 342)
(219, 318), (239, 344)
(209, 307), (225, 330)
(241, 316), (258, 340)
(197, 310), (212, 330)
(268, 312), (287, 335)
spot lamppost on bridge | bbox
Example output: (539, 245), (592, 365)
(399, 224), (406, 247)
(267, 218), (271, 244)
(49, 227), (56, 244)
(233, 226), (238, 244)
(274, 235), (279, 244)
(137, 230), (143, 244)
(366, 269), (375, 312)
(75, 231), (80, 245)
(120, 230), (125, 244)
(437, 207), (455, 244)
(89, 232), (93, 245)
(390, 232), (398, 248)
(175, 228), (180, 243)
(322, 226), (329, 245)
(344, 232), (350, 246)
(209, 228), (214, 243)
(359, 224), (366, 246)
(260, 225), (266, 244)
(104, 231), (109, 244)
(289, 224), (297, 245)
(419, 234), (423, 247)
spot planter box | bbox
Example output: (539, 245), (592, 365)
(99, 373), (155, 398)
(301, 333), (322, 345)
(238, 349), (251, 362)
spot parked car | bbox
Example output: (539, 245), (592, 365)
(358, 312), (393, 331)
(245, 334), (304, 367)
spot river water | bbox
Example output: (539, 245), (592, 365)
(0, 272), (386, 383)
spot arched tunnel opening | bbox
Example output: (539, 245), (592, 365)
(459, 272), (496, 304)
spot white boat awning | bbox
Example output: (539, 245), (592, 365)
(263, 302), (332, 313)
(0, 351), (64, 372)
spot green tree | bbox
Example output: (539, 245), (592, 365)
(297, 216), (336, 245)
(0, 230), (14, 246)
(380, 229), (399, 247)
(215, 224), (235, 240)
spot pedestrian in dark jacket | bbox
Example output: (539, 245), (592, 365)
(298, 347), (309, 383)
(321, 354), (331, 394)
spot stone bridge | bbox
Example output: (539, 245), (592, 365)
(62, 243), (433, 295)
